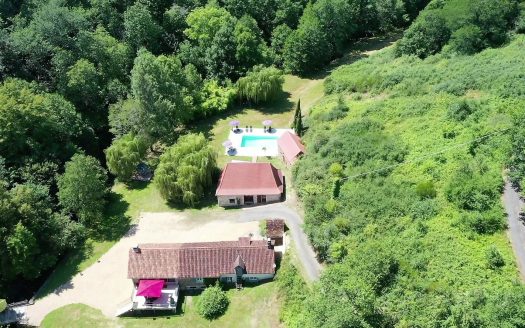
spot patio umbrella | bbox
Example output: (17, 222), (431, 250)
(137, 279), (164, 298)
(262, 119), (272, 126)
(222, 140), (233, 148)
(229, 120), (240, 127)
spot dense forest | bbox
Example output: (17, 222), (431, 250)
(0, 0), (429, 301)
(279, 0), (525, 327)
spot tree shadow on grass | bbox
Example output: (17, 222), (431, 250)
(36, 192), (131, 299)
(35, 241), (94, 299)
(166, 189), (219, 211)
(91, 192), (132, 241)
(124, 180), (150, 191)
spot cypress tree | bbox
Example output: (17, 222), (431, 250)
(296, 113), (303, 137)
(293, 99), (303, 136)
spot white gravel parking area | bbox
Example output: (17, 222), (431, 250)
(25, 212), (261, 326)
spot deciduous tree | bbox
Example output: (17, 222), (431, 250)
(57, 154), (108, 227)
(105, 134), (148, 182)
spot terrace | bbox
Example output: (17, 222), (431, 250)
(116, 281), (179, 316)
(132, 281), (178, 310)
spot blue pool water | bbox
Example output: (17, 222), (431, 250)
(241, 135), (278, 148)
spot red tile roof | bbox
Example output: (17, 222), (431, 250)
(278, 132), (305, 165)
(266, 219), (285, 238)
(128, 238), (275, 279)
(215, 163), (284, 196)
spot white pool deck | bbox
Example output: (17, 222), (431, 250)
(226, 128), (294, 157)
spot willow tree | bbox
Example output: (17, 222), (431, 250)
(236, 65), (284, 104)
(105, 134), (149, 182)
(155, 133), (217, 206)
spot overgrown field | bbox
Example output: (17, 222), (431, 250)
(284, 35), (525, 327)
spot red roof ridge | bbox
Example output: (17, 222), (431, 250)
(278, 132), (305, 165)
(215, 162), (284, 196)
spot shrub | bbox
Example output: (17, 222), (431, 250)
(416, 181), (437, 199)
(449, 25), (484, 55)
(410, 199), (439, 220)
(517, 11), (525, 34)
(448, 99), (477, 121)
(200, 80), (236, 116)
(486, 246), (505, 269)
(237, 65), (284, 104)
(196, 284), (229, 320)
(0, 299), (6, 313)
(396, 11), (451, 58)
(445, 164), (502, 211)
(463, 209), (506, 234)
(259, 220), (267, 236)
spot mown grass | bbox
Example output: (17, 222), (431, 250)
(41, 282), (281, 328)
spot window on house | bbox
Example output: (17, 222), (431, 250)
(248, 277), (258, 281)
(226, 277), (233, 282)
(229, 199), (235, 204)
(195, 278), (203, 283)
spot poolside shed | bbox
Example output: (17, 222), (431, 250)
(215, 163), (284, 207)
(277, 131), (305, 165)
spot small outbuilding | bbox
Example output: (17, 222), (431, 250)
(277, 131), (305, 165)
(266, 219), (285, 246)
(215, 163), (284, 207)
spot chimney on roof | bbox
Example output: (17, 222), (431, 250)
(132, 245), (141, 253)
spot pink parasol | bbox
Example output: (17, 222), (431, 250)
(136, 280), (164, 298)
(229, 120), (240, 127)
(262, 120), (272, 126)
(222, 140), (233, 148)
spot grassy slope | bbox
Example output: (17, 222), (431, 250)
(289, 35), (525, 324)
(41, 282), (281, 328)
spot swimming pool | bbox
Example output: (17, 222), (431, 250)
(240, 135), (279, 148)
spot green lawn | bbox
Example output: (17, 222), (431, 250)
(41, 282), (281, 328)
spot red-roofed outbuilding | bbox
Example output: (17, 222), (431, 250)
(278, 131), (305, 165)
(215, 163), (284, 207)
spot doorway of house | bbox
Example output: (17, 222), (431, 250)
(244, 195), (254, 204)
(256, 195), (266, 203)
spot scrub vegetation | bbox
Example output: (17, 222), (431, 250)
(283, 2), (525, 326)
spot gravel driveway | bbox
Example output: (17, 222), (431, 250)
(25, 212), (261, 326)
(238, 203), (322, 281)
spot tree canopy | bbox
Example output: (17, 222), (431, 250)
(237, 65), (284, 104)
(105, 134), (148, 182)
(57, 154), (108, 228)
(155, 133), (216, 206)
(196, 283), (229, 320)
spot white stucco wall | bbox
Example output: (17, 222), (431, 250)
(217, 194), (282, 207)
